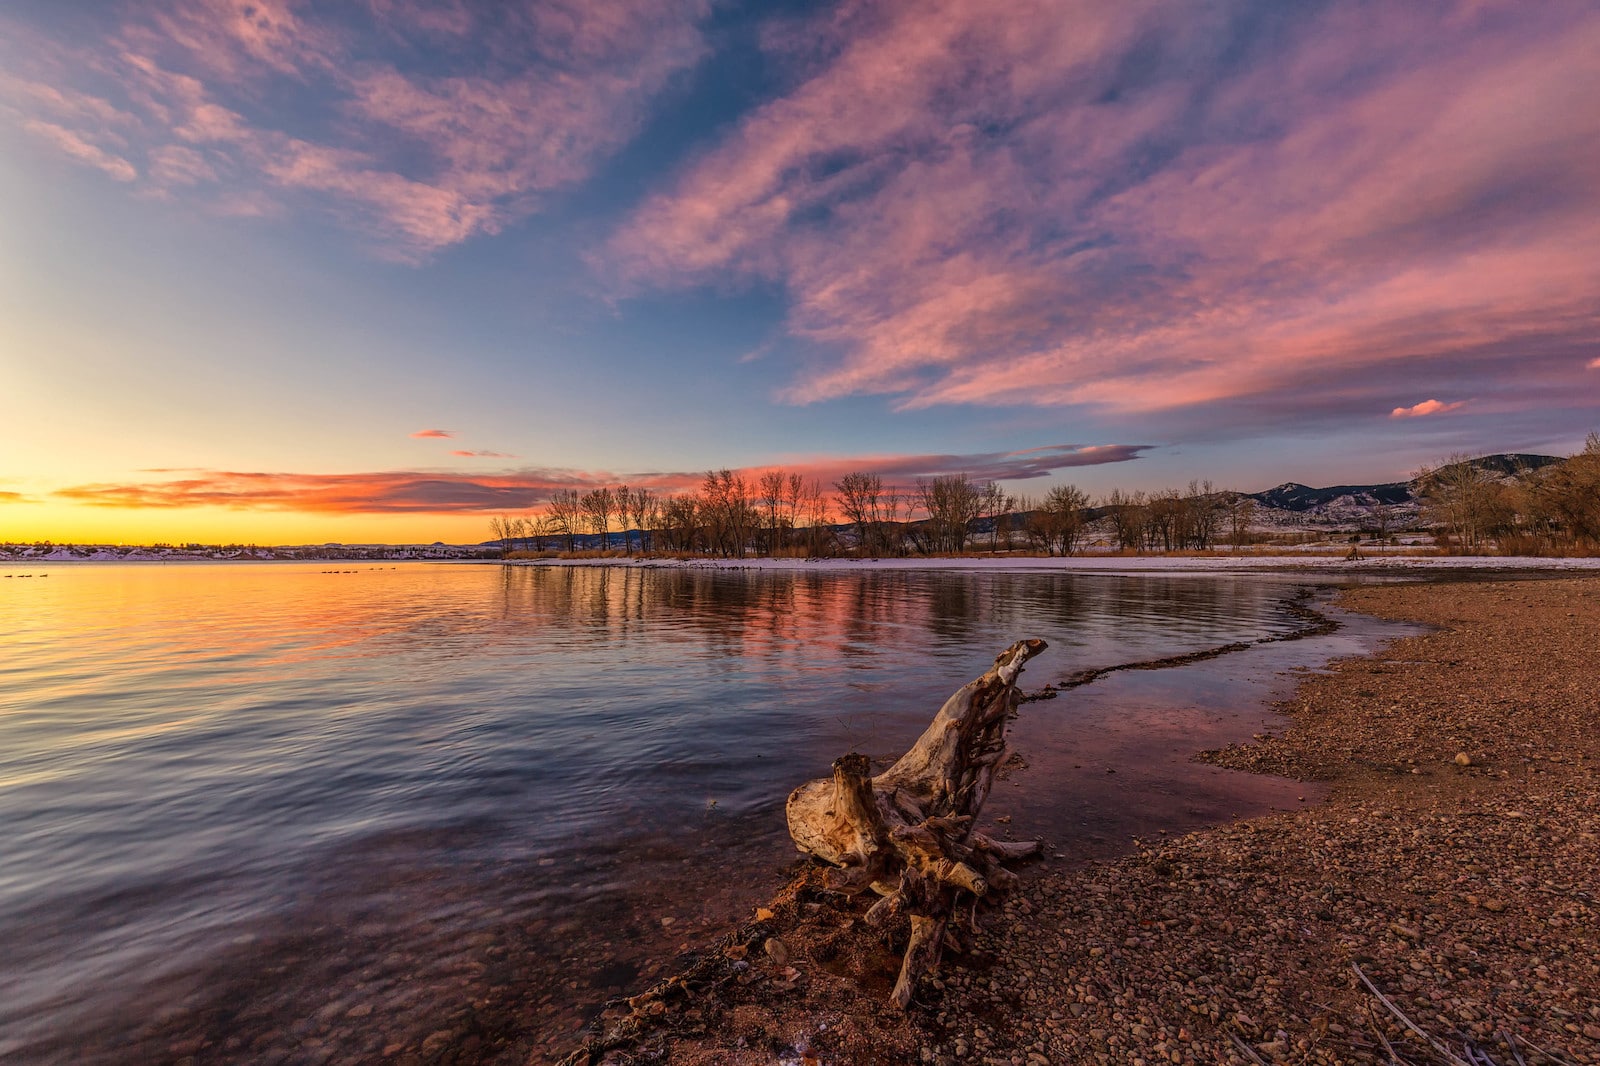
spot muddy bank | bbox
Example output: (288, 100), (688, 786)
(568, 576), (1600, 1065)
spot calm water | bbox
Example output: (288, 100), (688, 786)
(0, 562), (1412, 1063)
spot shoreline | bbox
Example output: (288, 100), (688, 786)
(497, 554), (1600, 577)
(562, 575), (1600, 1065)
(10, 554), (1600, 577)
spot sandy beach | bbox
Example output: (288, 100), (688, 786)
(564, 574), (1600, 1065)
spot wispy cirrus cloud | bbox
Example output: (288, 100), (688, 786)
(0, 490), (33, 504)
(1391, 399), (1466, 419)
(608, 0), (1600, 429)
(52, 444), (1145, 514)
(451, 449), (517, 459)
(409, 428), (455, 439)
(20, 119), (137, 181)
(763, 445), (1150, 489)
(2, 0), (712, 260)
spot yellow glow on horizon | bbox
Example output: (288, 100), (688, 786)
(0, 502), (497, 546)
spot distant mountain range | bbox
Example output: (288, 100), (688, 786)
(1242, 453), (1563, 530)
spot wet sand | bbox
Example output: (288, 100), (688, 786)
(570, 575), (1600, 1065)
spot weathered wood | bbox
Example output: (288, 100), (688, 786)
(785, 638), (1047, 1007)
(892, 915), (945, 1009)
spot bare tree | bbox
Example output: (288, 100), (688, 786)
(1104, 489), (1148, 551)
(1226, 492), (1256, 551)
(530, 515), (557, 552)
(834, 472), (884, 557)
(699, 470), (755, 557)
(779, 473), (805, 554)
(800, 478), (833, 557)
(546, 489), (581, 552)
(758, 470), (790, 555)
(1056, 485), (1089, 555)
(488, 515), (513, 555)
(660, 493), (700, 553)
(629, 487), (657, 555)
(1184, 479), (1222, 550)
(916, 474), (983, 554)
(1037, 484), (1088, 555)
(580, 487), (616, 550)
(1529, 433), (1600, 549)
(980, 481), (1015, 553)
(613, 486), (636, 555)
(1145, 488), (1181, 551)
(1416, 455), (1496, 551)
(879, 485), (906, 556)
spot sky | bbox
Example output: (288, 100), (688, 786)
(2, 0), (1596, 545)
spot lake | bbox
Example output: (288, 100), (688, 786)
(0, 562), (1414, 1063)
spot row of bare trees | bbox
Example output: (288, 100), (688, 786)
(492, 470), (1248, 558)
(489, 436), (1600, 558)
(1090, 481), (1255, 552)
(494, 472), (835, 558)
(491, 469), (1023, 559)
(830, 473), (1027, 556)
(492, 485), (660, 555)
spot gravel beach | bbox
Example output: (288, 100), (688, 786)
(566, 575), (1600, 1065)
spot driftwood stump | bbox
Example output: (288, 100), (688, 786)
(785, 639), (1047, 1008)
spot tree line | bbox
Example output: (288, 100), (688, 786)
(489, 470), (1254, 558)
(488, 436), (1600, 558)
(1417, 434), (1600, 554)
(490, 472), (835, 558)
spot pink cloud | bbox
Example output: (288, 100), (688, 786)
(1390, 399), (1467, 419)
(20, 120), (137, 181)
(147, 144), (219, 185)
(0, 73), (138, 129)
(409, 428), (454, 439)
(125, 0), (337, 80)
(365, 1), (475, 40)
(451, 450), (517, 459)
(609, 1), (1600, 425)
(262, 138), (496, 254)
(1588, 358), (1600, 370)
(3, 0), (712, 258)
(51, 445), (1143, 514)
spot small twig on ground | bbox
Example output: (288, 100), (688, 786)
(1498, 1030), (1529, 1066)
(1226, 1029), (1272, 1066)
(1367, 1001), (1418, 1066)
(1353, 963), (1474, 1066)
(1512, 1033), (1578, 1066)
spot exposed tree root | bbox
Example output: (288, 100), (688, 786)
(785, 639), (1047, 1008)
